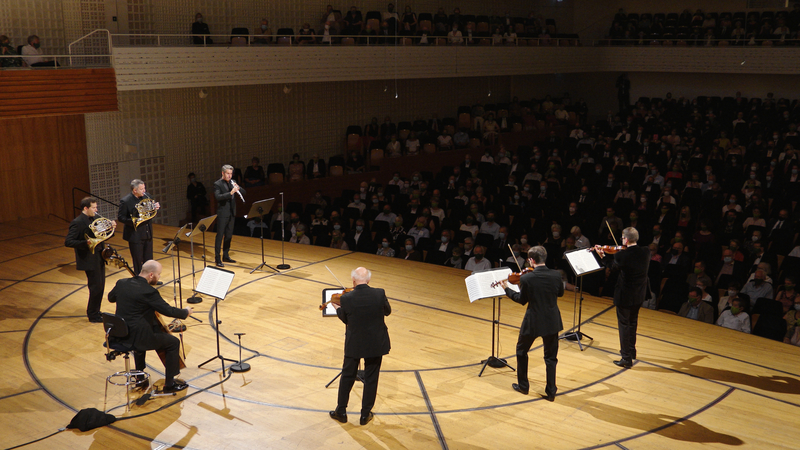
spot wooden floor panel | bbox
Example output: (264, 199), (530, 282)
(1, 218), (799, 449)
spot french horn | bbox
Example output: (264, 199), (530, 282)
(133, 196), (158, 229)
(86, 215), (116, 254)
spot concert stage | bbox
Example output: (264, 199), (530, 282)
(1, 218), (798, 449)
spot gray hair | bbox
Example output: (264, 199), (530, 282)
(130, 179), (144, 190)
(622, 227), (639, 243)
(351, 267), (371, 283)
(221, 164), (233, 173)
(528, 246), (547, 264)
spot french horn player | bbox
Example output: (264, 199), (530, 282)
(119, 179), (160, 276)
(65, 196), (117, 323)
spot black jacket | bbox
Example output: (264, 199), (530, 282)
(213, 179), (246, 219)
(108, 276), (189, 350)
(505, 265), (564, 337)
(603, 244), (651, 308)
(118, 192), (153, 244)
(337, 284), (391, 358)
(65, 213), (104, 271)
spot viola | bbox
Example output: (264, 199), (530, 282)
(490, 268), (534, 289)
(319, 287), (353, 310)
(592, 245), (627, 254)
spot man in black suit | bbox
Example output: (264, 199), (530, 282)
(595, 227), (651, 368)
(213, 164), (246, 267)
(501, 246), (564, 401)
(330, 267), (391, 426)
(108, 260), (192, 393)
(118, 179), (159, 275)
(65, 197), (115, 323)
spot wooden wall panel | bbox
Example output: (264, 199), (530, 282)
(0, 115), (89, 223)
(0, 69), (118, 119)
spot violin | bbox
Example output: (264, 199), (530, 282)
(490, 268), (534, 289)
(591, 245), (627, 254)
(319, 287), (353, 310)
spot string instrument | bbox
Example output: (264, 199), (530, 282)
(490, 268), (534, 289)
(319, 287), (353, 310)
(591, 245), (627, 254)
(105, 244), (187, 369)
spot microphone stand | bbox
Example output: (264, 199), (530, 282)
(277, 192), (290, 270)
(187, 223), (202, 304)
(163, 225), (201, 324)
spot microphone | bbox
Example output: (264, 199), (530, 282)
(231, 180), (245, 202)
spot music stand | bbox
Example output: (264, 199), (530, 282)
(244, 198), (277, 274)
(276, 192), (290, 270)
(465, 267), (518, 377)
(195, 266), (238, 376)
(186, 215), (216, 304)
(559, 248), (604, 351)
(163, 223), (190, 310)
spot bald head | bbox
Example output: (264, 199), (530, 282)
(140, 260), (162, 285)
(351, 267), (371, 286)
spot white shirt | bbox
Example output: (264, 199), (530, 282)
(574, 235), (590, 249)
(716, 310), (751, 333)
(21, 45), (45, 65)
(465, 257), (491, 273)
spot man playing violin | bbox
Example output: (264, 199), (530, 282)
(593, 227), (650, 369)
(108, 260), (193, 393)
(500, 246), (564, 401)
(329, 267), (391, 426)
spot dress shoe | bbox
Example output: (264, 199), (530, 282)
(329, 411), (347, 423)
(215, 261), (224, 268)
(163, 380), (188, 393)
(613, 359), (633, 369)
(540, 393), (555, 402)
(135, 377), (149, 391)
(156, 281), (164, 285)
(222, 257), (236, 263)
(88, 315), (103, 323)
(511, 383), (529, 395)
(359, 412), (374, 425)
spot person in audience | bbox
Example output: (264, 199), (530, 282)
(343, 6), (363, 36)
(359, 24), (377, 44)
(401, 5), (417, 33)
(290, 224), (311, 245)
(320, 5), (341, 35)
(447, 23), (463, 45)
(386, 134), (401, 157)
(776, 276), (798, 314)
(191, 13), (212, 45)
(740, 268), (774, 300)
(686, 261), (712, 289)
(330, 229), (349, 250)
(716, 298), (751, 333)
(407, 217), (430, 244)
(254, 19), (273, 44)
(444, 247), (465, 269)
(503, 25), (517, 46)
(678, 287), (714, 324)
(288, 153), (305, 182)
(243, 157), (265, 187)
(464, 246), (491, 273)
(307, 154), (326, 179)
(376, 237), (395, 257)
(399, 237), (422, 261)
(297, 23), (316, 44)
(21, 35), (57, 66)
(346, 151), (365, 173)
(0, 35), (21, 67)
(186, 172), (209, 224)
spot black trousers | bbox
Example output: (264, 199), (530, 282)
(617, 304), (641, 361)
(214, 214), (234, 261)
(85, 262), (105, 319)
(134, 331), (182, 386)
(336, 355), (383, 416)
(516, 332), (558, 396)
(129, 240), (153, 276)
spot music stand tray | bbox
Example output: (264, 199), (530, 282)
(559, 248), (604, 350)
(185, 215), (217, 304)
(244, 199), (278, 274)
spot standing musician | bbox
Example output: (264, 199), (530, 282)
(108, 260), (192, 393)
(593, 227), (650, 368)
(500, 246), (564, 401)
(329, 267), (391, 426)
(213, 164), (246, 267)
(118, 179), (160, 276)
(65, 196), (115, 323)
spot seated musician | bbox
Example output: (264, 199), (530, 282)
(108, 260), (192, 393)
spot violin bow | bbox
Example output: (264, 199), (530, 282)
(325, 265), (347, 289)
(508, 243), (523, 272)
(606, 219), (621, 247)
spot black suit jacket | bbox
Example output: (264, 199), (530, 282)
(213, 179), (246, 219)
(337, 284), (391, 358)
(118, 192), (153, 244)
(603, 244), (651, 308)
(65, 213), (104, 271)
(504, 265), (564, 337)
(108, 277), (189, 350)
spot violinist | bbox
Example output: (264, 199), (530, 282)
(592, 227), (650, 369)
(500, 246), (564, 401)
(107, 260), (192, 393)
(329, 267), (391, 426)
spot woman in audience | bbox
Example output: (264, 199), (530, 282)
(460, 214), (478, 238)
(405, 132), (420, 155)
(330, 229), (349, 250)
(491, 26), (503, 45)
(288, 153), (305, 182)
(503, 25), (517, 46)
(376, 237), (395, 257)
(401, 6), (417, 33)
(386, 134), (402, 157)
(297, 23), (316, 44)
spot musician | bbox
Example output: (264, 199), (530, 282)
(329, 267), (391, 426)
(118, 179), (160, 276)
(213, 164), (246, 267)
(594, 227), (650, 369)
(65, 196), (115, 323)
(501, 246), (564, 401)
(108, 260), (192, 393)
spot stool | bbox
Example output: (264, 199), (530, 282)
(102, 312), (149, 412)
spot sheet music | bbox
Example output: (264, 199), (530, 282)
(322, 288), (344, 317)
(564, 248), (603, 276)
(464, 267), (519, 303)
(194, 266), (235, 300)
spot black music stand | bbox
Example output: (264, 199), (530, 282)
(244, 198), (277, 274)
(559, 248), (603, 351)
(465, 267), (517, 377)
(163, 224), (191, 322)
(186, 215), (216, 304)
(478, 296), (516, 376)
(195, 266), (238, 376)
(276, 192), (290, 270)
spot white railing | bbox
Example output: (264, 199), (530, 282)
(68, 29), (113, 67)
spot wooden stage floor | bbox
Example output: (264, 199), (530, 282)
(1, 218), (799, 449)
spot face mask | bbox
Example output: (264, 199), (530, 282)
(514, 194), (520, 200)
(751, 236), (759, 242)
(552, 232), (560, 239)
(671, 249), (680, 255)
(296, 232), (303, 237)
(724, 256), (732, 263)
(729, 198), (736, 204)
(334, 224), (341, 230)
(405, 244), (413, 251)
(630, 216), (638, 222)
(474, 254), (483, 260)
(382, 241), (389, 248)
(688, 297), (698, 305)
(653, 230), (660, 235)
(754, 278), (764, 285)
(524, 187), (530, 192)
(413, 176), (419, 181)
(393, 176), (399, 181)
(291, 218), (299, 223)
(596, 169), (602, 174)
(356, 225), (364, 232)
(520, 239), (528, 245)
(196, 18), (203, 23)
(394, 221), (402, 226)
(793, 169), (799, 175)
(730, 306), (740, 315)
(661, 208), (669, 214)
(452, 254), (460, 260)
(694, 268), (702, 274)
(794, 303), (800, 311)
(190, 177), (195, 182)
(416, 223), (424, 229)
(441, 236), (449, 243)
(569, 207), (576, 213)
(785, 284), (794, 291)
